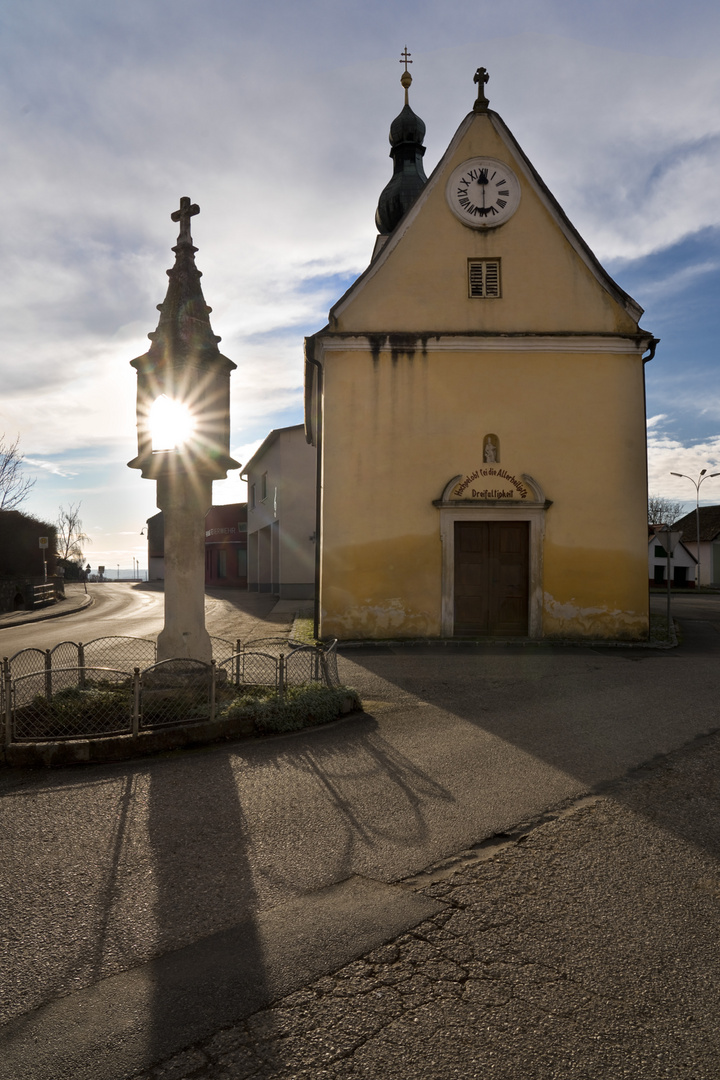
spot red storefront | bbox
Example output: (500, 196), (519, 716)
(204, 503), (247, 587)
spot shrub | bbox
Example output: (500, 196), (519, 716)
(12, 678), (361, 742)
(15, 680), (133, 739)
(217, 683), (361, 734)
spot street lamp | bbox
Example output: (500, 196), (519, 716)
(670, 469), (720, 588)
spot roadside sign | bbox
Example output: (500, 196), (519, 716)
(658, 529), (683, 553)
(39, 537), (48, 549)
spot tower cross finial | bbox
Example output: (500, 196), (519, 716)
(399, 46), (413, 104)
(473, 66), (490, 112)
(171, 196), (200, 245)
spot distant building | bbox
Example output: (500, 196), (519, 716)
(204, 504), (247, 587)
(146, 511), (165, 581)
(242, 424), (316, 599)
(145, 503), (248, 587)
(647, 527), (697, 588)
(673, 505), (720, 586)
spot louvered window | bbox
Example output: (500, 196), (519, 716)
(468, 259), (501, 298)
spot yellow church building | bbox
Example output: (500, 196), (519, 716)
(305, 63), (657, 642)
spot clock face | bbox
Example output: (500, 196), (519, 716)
(446, 157), (521, 229)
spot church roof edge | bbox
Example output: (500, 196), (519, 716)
(330, 108), (645, 327)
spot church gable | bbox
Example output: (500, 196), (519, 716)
(331, 101), (643, 338)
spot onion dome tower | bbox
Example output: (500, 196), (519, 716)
(375, 48), (428, 236)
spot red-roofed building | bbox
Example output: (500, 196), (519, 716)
(146, 503), (247, 587)
(204, 504), (248, 587)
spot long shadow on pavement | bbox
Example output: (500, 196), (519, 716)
(335, 615), (720, 866)
(145, 751), (271, 1071)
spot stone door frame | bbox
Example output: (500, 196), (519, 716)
(436, 479), (549, 638)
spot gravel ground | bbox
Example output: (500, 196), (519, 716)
(129, 729), (720, 1080)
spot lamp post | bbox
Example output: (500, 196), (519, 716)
(670, 469), (720, 588)
(128, 198), (239, 661)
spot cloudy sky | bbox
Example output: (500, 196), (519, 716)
(2, 0), (720, 570)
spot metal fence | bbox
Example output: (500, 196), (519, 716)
(2, 635), (339, 744)
(139, 659), (214, 729)
(4, 636), (238, 684)
(223, 637), (340, 689)
(11, 668), (134, 741)
(4, 637), (157, 685)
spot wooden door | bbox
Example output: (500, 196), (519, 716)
(454, 521), (529, 636)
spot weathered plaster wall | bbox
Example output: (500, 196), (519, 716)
(319, 346), (648, 640)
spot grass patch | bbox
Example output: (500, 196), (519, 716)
(290, 617), (318, 645)
(648, 612), (677, 646)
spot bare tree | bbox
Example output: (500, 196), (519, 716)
(0, 434), (35, 510)
(648, 494), (683, 525)
(56, 503), (92, 563)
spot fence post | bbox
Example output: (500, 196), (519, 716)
(210, 660), (216, 723)
(45, 649), (52, 700)
(278, 654), (285, 702)
(3, 658), (11, 751)
(132, 668), (140, 740)
(235, 639), (242, 687)
(78, 642), (86, 689)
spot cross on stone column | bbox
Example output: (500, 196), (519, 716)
(171, 196), (200, 244)
(473, 66), (490, 112)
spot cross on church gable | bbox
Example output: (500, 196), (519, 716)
(171, 196), (200, 244)
(473, 66), (490, 112)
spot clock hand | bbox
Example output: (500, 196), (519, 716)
(477, 169), (488, 213)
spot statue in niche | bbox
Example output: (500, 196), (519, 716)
(483, 435), (499, 463)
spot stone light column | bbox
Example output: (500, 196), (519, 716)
(128, 198), (240, 662)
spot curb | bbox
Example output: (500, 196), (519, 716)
(0, 594), (94, 631)
(2, 696), (363, 768)
(335, 630), (677, 651)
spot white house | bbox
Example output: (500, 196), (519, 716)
(242, 425), (316, 599)
(648, 528), (697, 588)
(673, 505), (720, 586)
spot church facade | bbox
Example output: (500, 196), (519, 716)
(305, 65), (656, 641)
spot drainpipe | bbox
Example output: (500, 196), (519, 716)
(642, 336), (660, 635)
(305, 335), (323, 639)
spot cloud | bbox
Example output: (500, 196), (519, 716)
(2, 7), (720, 561)
(647, 419), (720, 503)
(23, 458), (77, 477)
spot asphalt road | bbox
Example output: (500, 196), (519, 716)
(0, 583), (165, 656)
(649, 588), (720, 623)
(2, 591), (720, 1077)
(126, 730), (720, 1080)
(0, 582), (287, 659)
